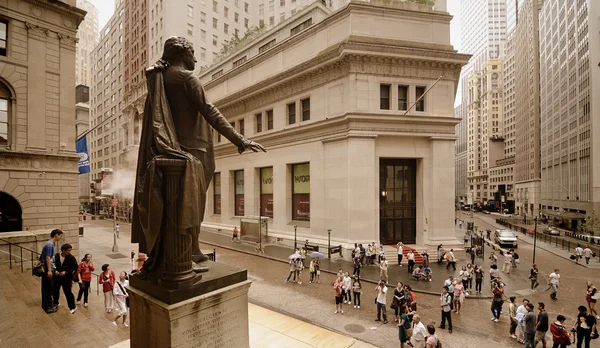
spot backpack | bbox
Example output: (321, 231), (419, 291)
(513, 252), (519, 260)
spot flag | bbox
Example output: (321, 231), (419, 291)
(76, 136), (90, 174)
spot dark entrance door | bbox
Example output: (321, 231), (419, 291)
(379, 159), (416, 245)
(0, 191), (22, 232)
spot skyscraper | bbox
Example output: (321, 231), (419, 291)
(75, 0), (99, 86)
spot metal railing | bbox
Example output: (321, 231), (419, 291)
(0, 238), (102, 296)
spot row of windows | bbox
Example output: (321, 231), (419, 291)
(213, 163), (310, 221)
(379, 85), (425, 112)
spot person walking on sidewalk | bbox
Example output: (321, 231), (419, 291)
(475, 264), (484, 294)
(459, 266), (469, 293)
(352, 275), (362, 309)
(333, 276), (344, 314)
(52, 243), (78, 314)
(550, 314), (571, 348)
(295, 258), (304, 285)
(491, 278), (505, 323)
(76, 253), (95, 308)
(309, 259), (315, 283)
(353, 254), (361, 277)
(380, 257), (389, 284)
(365, 243), (372, 266)
(583, 245), (593, 265)
(115, 223), (120, 239)
(575, 245), (584, 265)
(530, 264), (540, 290)
(466, 263), (474, 293)
(375, 280), (388, 324)
(439, 285), (453, 334)
(393, 282), (405, 322)
(516, 299), (530, 344)
(407, 249), (415, 273)
(397, 242), (404, 266)
(99, 264), (116, 313)
(585, 281), (599, 319)
(453, 279), (465, 314)
(232, 226), (239, 242)
(445, 249), (456, 271)
(412, 314), (428, 348)
(549, 269), (560, 300)
(379, 243), (384, 264)
(437, 244), (444, 265)
(342, 272), (352, 304)
(575, 305), (597, 348)
(444, 276), (455, 310)
(314, 258), (320, 283)
(524, 303), (537, 348)
(397, 305), (412, 348)
(509, 296), (518, 339)
(285, 258), (297, 283)
(40, 229), (64, 314)
(535, 302), (549, 348)
(112, 271), (129, 327)
(502, 250), (513, 274)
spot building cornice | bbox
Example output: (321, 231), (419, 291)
(0, 150), (78, 173)
(22, 0), (87, 26)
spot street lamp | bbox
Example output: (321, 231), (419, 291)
(294, 225), (297, 251)
(533, 216), (538, 264)
(327, 229), (332, 259)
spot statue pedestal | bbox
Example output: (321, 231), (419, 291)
(129, 262), (251, 348)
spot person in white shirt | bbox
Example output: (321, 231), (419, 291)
(411, 314), (428, 348)
(407, 250), (415, 273)
(380, 257), (389, 284)
(112, 271), (129, 327)
(502, 250), (513, 274)
(397, 242), (404, 266)
(549, 269), (560, 300)
(575, 245), (584, 264)
(375, 280), (388, 324)
(379, 244), (384, 264)
(583, 245), (593, 265)
(342, 272), (352, 304)
(445, 249), (456, 271)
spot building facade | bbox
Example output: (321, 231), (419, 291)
(454, 103), (467, 203)
(539, 0), (600, 229)
(75, 0), (98, 86)
(198, 0), (468, 249)
(0, 0), (85, 251)
(513, 0), (542, 217)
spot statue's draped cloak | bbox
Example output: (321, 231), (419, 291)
(131, 67), (205, 270)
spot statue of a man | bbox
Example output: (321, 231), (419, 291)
(132, 37), (265, 274)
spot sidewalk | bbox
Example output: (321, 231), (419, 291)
(199, 229), (535, 298)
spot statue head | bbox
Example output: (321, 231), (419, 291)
(161, 36), (196, 70)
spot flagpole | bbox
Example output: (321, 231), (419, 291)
(403, 76), (444, 116)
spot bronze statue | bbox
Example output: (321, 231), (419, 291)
(132, 37), (265, 281)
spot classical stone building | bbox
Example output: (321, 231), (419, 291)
(199, 0), (468, 249)
(0, 0), (85, 253)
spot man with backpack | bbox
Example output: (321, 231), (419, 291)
(39, 229), (64, 313)
(439, 285), (453, 334)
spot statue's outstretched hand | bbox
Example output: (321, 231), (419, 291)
(238, 139), (267, 154)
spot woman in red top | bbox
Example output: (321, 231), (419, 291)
(333, 277), (344, 314)
(99, 264), (116, 313)
(550, 314), (571, 348)
(76, 253), (95, 308)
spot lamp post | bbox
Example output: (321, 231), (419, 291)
(327, 229), (332, 258)
(294, 225), (297, 251)
(533, 216), (538, 264)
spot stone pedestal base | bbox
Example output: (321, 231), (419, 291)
(129, 265), (251, 348)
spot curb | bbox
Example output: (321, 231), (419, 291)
(199, 239), (494, 299)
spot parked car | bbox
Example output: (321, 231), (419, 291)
(482, 210), (491, 214)
(543, 227), (560, 236)
(495, 229), (518, 248)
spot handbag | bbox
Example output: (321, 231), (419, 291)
(405, 326), (413, 339)
(117, 282), (129, 307)
(592, 292), (600, 300)
(32, 262), (45, 277)
(391, 297), (399, 310)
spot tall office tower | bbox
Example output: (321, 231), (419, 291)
(539, 0), (600, 228)
(457, 0), (507, 207)
(75, 0), (99, 86)
(89, 0), (125, 183)
(455, 103), (468, 203)
(513, 0), (542, 217)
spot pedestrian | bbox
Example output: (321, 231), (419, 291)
(474, 264), (484, 294)
(459, 220), (463, 229)
(444, 276), (455, 311)
(585, 281), (598, 319)
(574, 305), (597, 348)
(393, 282), (405, 322)
(99, 264), (116, 313)
(575, 245), (584, 264)
(466, 263), (474, 293)
(509, 296), (518, 339)
(412, 314), (428, 348)
(470, 245), (476, 265)
(397, 305), (412, 348)
(407, 249), (415, 273)
(464, 230), (469, 246)
(365, 243), (372, 266)
(511, 249), (519, 268)
(52, 243), (78, 314)
(337, 268), (344, 279)
(40, 229), (63, 313)
(314, 258), (320, 283)
(549, 269), (560, 300)
(295, 258), (304, 285)
(491, 278), (505, 322)
(353, 243), (360, 260)
(459, 266), (469, 293)
(112, 271), (129, 327)
(422, 250), (430, 269)
(375, 280), (389, 324)
(453, 280), (465, 314)
(379, 243), (384, 264)
(342, 271), (352, 304)
(397, 242), (404, 266)
(370, 242), (377, 265)
(115, 223), (120, 238)
(333, 276), (344, 314)
(380, 257), (389, 284)
(445, 249), (456, 271)
(489, 264), (500, 288)
(309, 259), (315, 283)
(353, 254), (361, 276)
(516, 299), (530, 344)
(439, 285), (453, 334)
(352, 275), (362, 309)
(524, 303), (537, 348)
(437, 244), (444, 265)
(412, 265), (426, 281)
(530, 264), (540, 290)
(285, 258), (296, 283)
(502, 250), (513, 274)
(406, 285), (417, 312)
(535, 302), (549, 348)
(359, 244), (366, 265)
(550, 314), (571, 348)
(583, 245), (592, 265)
(425, 324), (440, 348)
(76, 253), (95, 308)
(232, 226), (238, 242)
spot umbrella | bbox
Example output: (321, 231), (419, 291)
(309, 251), (324, 260)
(288, 253), (301, 260)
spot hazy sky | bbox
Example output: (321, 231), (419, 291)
(90, 0), (463, 51)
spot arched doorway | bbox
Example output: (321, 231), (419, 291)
(0, 191), (22, 232)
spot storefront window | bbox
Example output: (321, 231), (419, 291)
(213, 173), (221, 214)
(234, 170), (244, 216)
(260, 167), (273, 217)
(292, 163), (310, 221)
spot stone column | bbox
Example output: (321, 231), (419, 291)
(25, 23), (48, 153)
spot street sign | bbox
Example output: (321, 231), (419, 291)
(112, 199), (118, 207)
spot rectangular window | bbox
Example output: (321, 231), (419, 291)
(224, 7), (229, 18)
(244, 2), (249, 13)
(244, 18), (249, 28)
(235, 12), (239, 23)
(187, 5), (194, 17)
(259, 39), (276, 53)
(213, 34), (218, 46)
(0, 98), (8, 144)
(292, 163), (310, 221)
(267, 110), (274, 130)
(259, 4), (264, 15)
(239, 119), (244, 135)
(234, 170), (244, 216)
(301, 98), (310, 121)
(201, 29), (206, 42)
(200, 47), (206, 60)
(224, 23), (229, 34)
(213, 173), (221, 214)
(187, 24), (193, 36)
(212, 69), (223, 80)
(290, 18), (312, 36)
(416, 86), (426, 111)
(269, 16), (274, 26)
(380, 84), (390, 110)
(213, 18), (218, 29)
(213, 0), (218, 12)
(233, 55), (247, 68)
(398, 85), (408, 111)
(287, 102), (296, 124)
(260, 167), (274, 217)
(200, 12), (206, 23)
(255, 113), (262, 133)
(269, 0), (274, 11)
